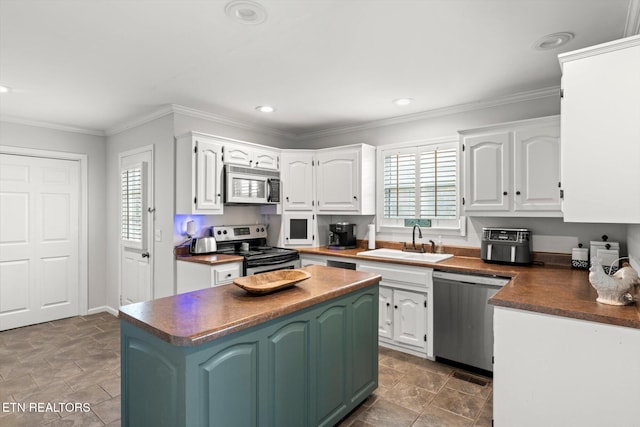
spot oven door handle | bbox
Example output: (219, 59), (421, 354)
(267, 178), (272, 202)
(247, 256), (298, 267)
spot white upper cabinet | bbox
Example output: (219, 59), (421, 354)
(559, 35), (640, 223)
(316, 147), (360, 212)
(175, 132), (224, 215)
(462, 132), (511, 212)
(315, 144), (376, 215)
(281, 151), (315, 211)
(461, 116), (561, 217)
(224, 141), (279, 171)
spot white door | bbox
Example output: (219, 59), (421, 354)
(463, 132), (511, 212)
(378, 286), (393, 339)
(393, 289), (427, 351)
(282, 152), (315, 211)
(120, 147), (154, 306)
(316, 149), (359, 212)
(0, 154), (80, 330)
(514, 124), (561, 212)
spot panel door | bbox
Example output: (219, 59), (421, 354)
(196, 138), (223, 213)
(198, 342), (260, 427)
(350, 291), (378, 404)
(316, 149), (359, 212)
(223, 142), (252, 167)
(267, 320), (310, 427)
(315, 304), (348, 426)
(393, 289), (427, 351)
(378, 286), (393, 339)
(0, 154), (80, 330)
(281, 152), (315, 211)
(514, 123), (561, 212)
(463, 132), (511, 212)
(253, 148), (279, 171)
(282, 213), (315, 246)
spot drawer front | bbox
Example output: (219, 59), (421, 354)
(215, 263), (242, 285)
(359, 263), (430, 286)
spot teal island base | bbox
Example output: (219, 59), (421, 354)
(120, 284), (378, 427)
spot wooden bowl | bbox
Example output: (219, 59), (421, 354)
(234, 269), (311, 294)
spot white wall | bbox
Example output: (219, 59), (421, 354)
(0, 121), (107, 310)
(106, 115), (175, 304)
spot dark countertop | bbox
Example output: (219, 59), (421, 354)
(299, 246), (640, 329)
(176, 253), (244, 266)
(119, 265), (381, 346)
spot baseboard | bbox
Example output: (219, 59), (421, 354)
(87, 305), (119, 317)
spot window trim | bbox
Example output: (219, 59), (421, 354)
(376, 136), (466, 236)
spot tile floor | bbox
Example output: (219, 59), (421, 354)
(0, 313), (492, 426)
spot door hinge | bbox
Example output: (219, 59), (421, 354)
(194, 197), (197, 205)
(424, 334), (427, 342)
(560, 88), (564, 98)
(312, 234), (315, 241)
(462, 197), (465, 205)
(424, 300), (427, 308)
(558, 181), (561, 188)
(560, 189), (564, 199)
(312, 160), (314, 166)
(462, 144), (465, 152)
(492, 356), (495, 364)
(194, 145), (197, 153)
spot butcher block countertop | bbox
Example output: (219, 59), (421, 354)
(119, 265), (381, 346)
(299, 246), (640, 329)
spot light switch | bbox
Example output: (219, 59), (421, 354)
(155, 229), (162, 242)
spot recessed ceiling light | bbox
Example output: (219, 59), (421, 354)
(225, 1), (267, 25)
(255, 105), (275, 113)
(0, 85), (11, 93)
(533, 32), (574, 50)
(393, 98), (413, 106)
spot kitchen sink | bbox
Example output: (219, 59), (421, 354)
(356, 248), (453, 263)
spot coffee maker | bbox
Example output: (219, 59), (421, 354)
(328, 222), (357, 249)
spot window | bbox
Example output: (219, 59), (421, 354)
(378, 138), (463, 234)
(121, 162), (146, 248)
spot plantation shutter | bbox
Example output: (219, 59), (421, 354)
(383, 146), (457, 220)
(121, 162), (146, 249)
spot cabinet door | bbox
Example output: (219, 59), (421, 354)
(196, 139), (224, 213)
(463, 132), (511, 212)
(224, 143), (252, 167)
(378, 286), (393, 340)
(560, 40), (640, 223)
(315, 305), (348, 425)
(514, 124), (561, 212)
(393, 289), (427, 351)
(316, 149), (359, 212)
(350, 290), (378, 405)
(282, 153), (315, 211)
(253, 148), (279, 171)
(197, 342), (260, 427)
(214, 262), (242, 286)
(267, 321), (310, 427)
(283, 213), (315, 246)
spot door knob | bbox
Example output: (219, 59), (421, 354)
(141, 252), (150, 258)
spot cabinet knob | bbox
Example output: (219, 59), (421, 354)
(353, 196), (357, 200)
(394, 305), (398, 309)
(286, 196), (289, 201)
(386, 302), (390, 307)
(503, 191), (508, 196)
(516, 191), (521, 195)
(226, 273), (231, 277)
(255, 162), (259, 166)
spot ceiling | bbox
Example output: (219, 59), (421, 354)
(0, 0), (637, 137)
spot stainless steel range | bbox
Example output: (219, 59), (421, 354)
(212, 224), (300, 275)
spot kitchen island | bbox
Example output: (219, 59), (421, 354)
(119, 265), (381, 427)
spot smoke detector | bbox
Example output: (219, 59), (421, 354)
(225, 1), (267, 25)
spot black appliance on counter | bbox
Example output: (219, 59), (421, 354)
(480, 227), (532, 265)
(212, 224), (300, 275)
(328, 222), (357, 249)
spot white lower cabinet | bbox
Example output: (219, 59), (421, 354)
(359, 262), (433, 358)
(176, 261), (242, 294)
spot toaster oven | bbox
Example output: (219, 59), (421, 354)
(480, 228), (532, 265)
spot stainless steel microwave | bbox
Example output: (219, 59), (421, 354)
(224, 165), (280, 205)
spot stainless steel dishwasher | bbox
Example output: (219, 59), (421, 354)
(433, 271), (509, 373)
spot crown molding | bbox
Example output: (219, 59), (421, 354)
(625, 0), (640, 37)
(170, 104), (297, 140)
(558, 34), (640, 68)
(297, 86), (560, 140)
(0, 116), (105, 137)
(104, 105), (174, 136)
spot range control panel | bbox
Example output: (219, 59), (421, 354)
(212, 224), (267, 242)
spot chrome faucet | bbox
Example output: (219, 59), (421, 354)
(412, 224), (422, 250)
